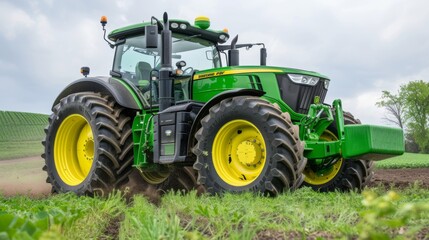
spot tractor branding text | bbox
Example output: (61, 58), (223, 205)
(193, 69), (282, 80)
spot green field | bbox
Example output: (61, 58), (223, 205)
(376, 153), (429, 169)
(1, 187), (428, 239)
(0, 111), (48, 160)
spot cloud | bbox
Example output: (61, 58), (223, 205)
(0, 0), (428, 127)
(0, 2), (34, 40)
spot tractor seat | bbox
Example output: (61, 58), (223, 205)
(135, 61), (152, 91)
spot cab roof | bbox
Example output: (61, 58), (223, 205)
(108, 19), (230, 44)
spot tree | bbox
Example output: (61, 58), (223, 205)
(378, 80), (429, 153)
(376, 90), (405, 129)
(400, 80), (429, 153)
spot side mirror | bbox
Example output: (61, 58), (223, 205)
(145, 25), (158, 48)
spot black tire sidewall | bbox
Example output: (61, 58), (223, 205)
(198, 101), (277, 193)
(45, 100), (98, 193)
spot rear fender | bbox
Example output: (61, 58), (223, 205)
(53, 77), (145, 110)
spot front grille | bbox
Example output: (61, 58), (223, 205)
(276, 74), (328, 114)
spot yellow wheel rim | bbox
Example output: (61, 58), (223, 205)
(139, 171), (170, 185)
(212, 120), (266, 187)
(54, 114), (94, 186)
(303, 130), (343, 185)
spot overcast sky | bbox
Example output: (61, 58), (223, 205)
(1, 0), (428, 125)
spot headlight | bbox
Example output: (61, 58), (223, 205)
(324, 79), (330, 89)
(287, 74), (320, 86)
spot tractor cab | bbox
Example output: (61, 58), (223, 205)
(107, 17), (229, 106)
(112, 34), (220, 104)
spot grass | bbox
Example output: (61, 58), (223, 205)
(0, 192), (125, 239)
(376, 152), (429, 169)
(0, 141), (43, 160)
(0, 111), (48, 160)
(1, 186), (428, 239)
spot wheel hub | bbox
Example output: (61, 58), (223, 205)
(236, 139), (263, 166)
(78, 125), (94, 162)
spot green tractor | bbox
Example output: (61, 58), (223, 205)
(42, 13), (404, 196)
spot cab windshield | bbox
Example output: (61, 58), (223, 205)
(113, 34), (220, 83)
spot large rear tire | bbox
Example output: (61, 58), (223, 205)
(42, 92), (134, 195)
(193, 96), (306, 196)
(302, 112), (374, 192)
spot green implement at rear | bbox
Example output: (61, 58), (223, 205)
(303, 100), (404, 161)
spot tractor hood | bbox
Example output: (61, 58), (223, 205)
(193, 66), (329, 81)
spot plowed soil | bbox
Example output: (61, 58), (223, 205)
(0, 157), (428, 196)
(369, 168), (429, 189)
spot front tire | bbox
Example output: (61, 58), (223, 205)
(42, 92), (134, 195)
(302, 112), (374, 191)
(193, 96), (306, 196)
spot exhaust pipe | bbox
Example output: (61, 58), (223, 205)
(158, 12), (174, 111)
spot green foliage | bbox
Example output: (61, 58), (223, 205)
(376, 153), (429, 169)
(358, 190), (429, 239)
(378, 80), (429, 153)
(0, 214), (45, 240)
(400, 80), (429, 152)
(1, 187), (429, 239)
(0, 192), (125, 240)
(119, 195), (185, 240)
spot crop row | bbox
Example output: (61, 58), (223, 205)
(0, 111), (48, 125)
(0, 125), (46, 142)
(0, 111), (48, 142)
(376, 153), (429, 169)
